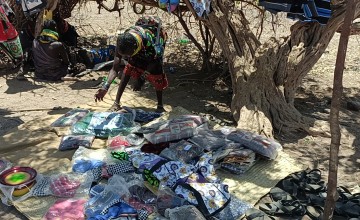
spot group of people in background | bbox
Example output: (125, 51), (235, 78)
(0, 0), (79, 81)
(1, 1), (169, 112)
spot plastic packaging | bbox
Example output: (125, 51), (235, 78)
(58, 135), (95, 151)
(159, 140), (204, 163)
(226, 130), (283, 159)
(213, 143), (257, 175)
(125, 133), (145, 146)
(0, 159), (12, 174)
(213, 195), (253, 220)
(71, 147), (114, 174)
(44, 198), (87, 220)
(189, 124), (229, 151)
(156, 182), (190, 216)
(71, 112), (135, 138)
(107, 135), (130, 150)
(50, 109), (89, 127)
(165, 205), (206, 220)
(143, 119), (197, 144)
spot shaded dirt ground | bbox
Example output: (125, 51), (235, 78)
(0, 2), (359, 219)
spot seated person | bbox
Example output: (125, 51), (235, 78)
(32, 20), (72, 81)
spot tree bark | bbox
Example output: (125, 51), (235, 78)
(323, 0), (356, 218)
(204, 0), (360, 136)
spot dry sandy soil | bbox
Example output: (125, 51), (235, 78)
(0, 2), (359, 219)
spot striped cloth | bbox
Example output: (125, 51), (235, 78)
(259, 0), (331, 25)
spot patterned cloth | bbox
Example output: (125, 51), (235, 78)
(152, 161), (196, 188)
(174, 182), (230, 217)
(105, 162), (136, 175)
(49, 175), (81, 197)
(32, 176), (51, 197)
(259, 0), (331, 25)
(111, 151), (130, 161)
(189, 0), (211, 17)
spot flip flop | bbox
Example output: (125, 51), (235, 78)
(279, 178), (300, 197)
(299, 181), (326, 193)
(306, 205), (324, 220)
(307, 192), (327, 206)
(335, 200), (360, 217)
(245, 208), (275, 220)
(259, 200), (306, 217)
(269, 187), (294, 202)
(305, 169), (322, 184)
(337, 186), (353, 201)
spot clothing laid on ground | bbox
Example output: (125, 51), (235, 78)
(122, 16), (168, 91)
(258, 0), (331, 25)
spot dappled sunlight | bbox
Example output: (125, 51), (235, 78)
(219, 151), (304, 205)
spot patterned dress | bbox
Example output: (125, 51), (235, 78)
(122, 16), (168, 91)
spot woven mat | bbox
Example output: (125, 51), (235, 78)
(3, 99), (303, 219)
(220, 151), (304, 206)
(13, 196), (58, 220)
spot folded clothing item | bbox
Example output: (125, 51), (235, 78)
(160, 140), (204, 164)
(44, 198), (87, 220)
(49, 175), (81, 197)
(123, 106), (163, 123)
(189, 124), (229, 151)
(71, 112), (135, 138)
(107, 135), (131, 150)
(226, 130), (282, 159)
(58, 135), (95, 151)
(72, 159), (105, 173)
(51, 109), (89, 127)
(214, 143), (257, 175)
(142, 115), (205, 144)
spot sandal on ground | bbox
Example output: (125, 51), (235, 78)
(289, 169), (322, 185)
(245, 208), (275, 220)
(335, 200), (360, 218)
(269, 187), (294, 202)
(299, 181), (326, 193)
(279, 178), (301, 198)
(337, 186), (353, 202)
(259, 200), (306, 217)
(306, 205), (324, 220)
(307, 192), (327, 206)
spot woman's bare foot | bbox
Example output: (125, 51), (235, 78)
(109, 102), (122, 112)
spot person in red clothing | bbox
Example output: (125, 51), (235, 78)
(0, 2), (23, 66)
(94, 16), (168, 113)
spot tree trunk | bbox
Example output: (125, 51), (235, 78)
(204, 0), (360, 136)
(323, 0), (356, 218)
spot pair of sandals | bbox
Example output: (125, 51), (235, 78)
(246, 187), (323, 219)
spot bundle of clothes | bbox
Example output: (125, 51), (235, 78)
(258, 0), (332, 25)
(0, 107), (284, 220)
